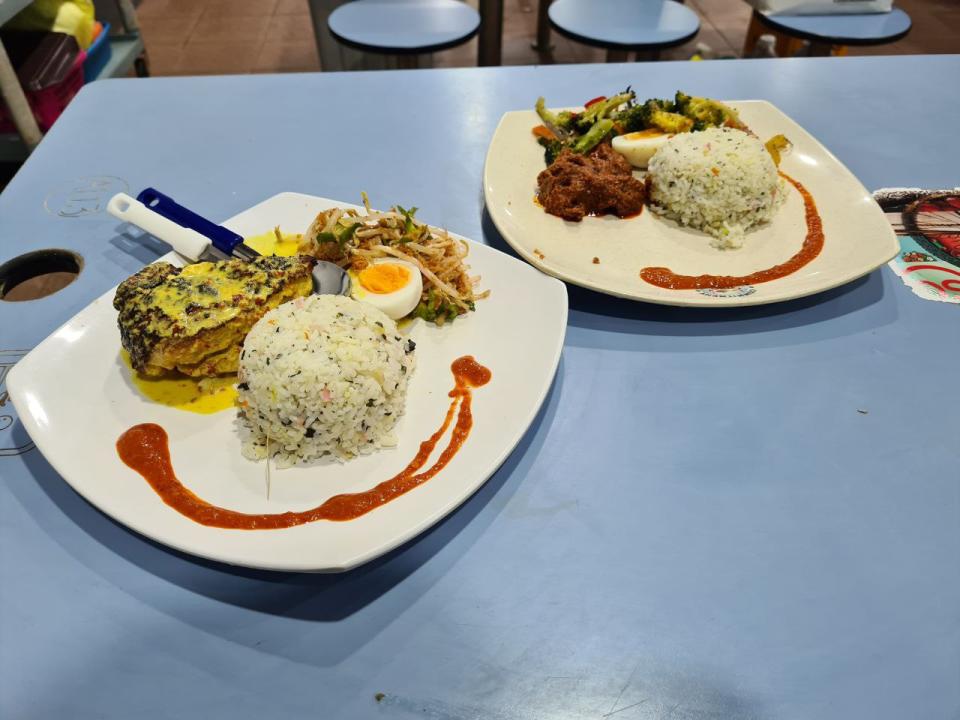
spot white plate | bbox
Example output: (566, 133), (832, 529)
(483, 101), (898, 307)
(8, 193), (568, 572)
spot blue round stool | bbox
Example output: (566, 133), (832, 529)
(328, 0), (481, 69)
(548, 0), (701, 62)
(751, 7), (911, 56)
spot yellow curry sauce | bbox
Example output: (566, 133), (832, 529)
(243, 230), (301, 257)
(122, 350), (237, 414)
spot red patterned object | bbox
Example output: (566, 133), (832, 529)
(911, 194), (960, 260)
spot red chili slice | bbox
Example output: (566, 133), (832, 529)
(584, 96), (606, 108)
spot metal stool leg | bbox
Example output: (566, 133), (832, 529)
(742, 10), (766, 56)
(742, 9), (805, 56)
(533, 0), (554, 52)
(478, 0), (503, 66)
(807, 41), (833, 56)
(134, 54), (150, 77)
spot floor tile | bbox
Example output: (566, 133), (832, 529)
(254, 40), (321, 72)
(275, 0), (310, 14)
(198, 0), (280, 18)
(139, 14), (201, 48)
(174, 41), (262, 75)
(189, 13), (272, 45)
(136, 0), (205, 20)
(264, 13), (316, 45)
(142, 43), (185, 75)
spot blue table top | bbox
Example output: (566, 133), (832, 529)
(328, 0), (480, 53)
(549, 0), (701, 49)
(1, 56), (959, 720)
(759, 8), (912, 45)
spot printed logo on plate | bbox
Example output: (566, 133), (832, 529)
(696, 285), (756, 298)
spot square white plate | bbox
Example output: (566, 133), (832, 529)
(483, 101), (898, 306)
(8, 193), (568, 572)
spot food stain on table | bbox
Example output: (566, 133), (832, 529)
(115, 356), (492, 529)
(121, 351), (237, 414)
(639, 172), (824, 290)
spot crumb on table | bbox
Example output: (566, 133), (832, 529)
(592, 257), (600, 264)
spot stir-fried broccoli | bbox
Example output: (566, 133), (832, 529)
(615, 103), (649, 133)
(649, 110), (694, 134)
(533, 88), (747, 167)
(615, 98), (692, 134)
(571, 118), (614, 154)
(573, 91), (634, 133)
(537, 136), (564, 165)
(674, 91), (743, 131)
(536, 91), (630, 162)
(642, 100), (694, 134)
(535, 97), (577, 137)
(537, 120), (614, 163)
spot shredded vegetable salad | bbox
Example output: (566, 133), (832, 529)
(298, 195), (488, 324)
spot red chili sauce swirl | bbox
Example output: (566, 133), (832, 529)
(116, 356), (492, 529)
(640, 172), (824, 290)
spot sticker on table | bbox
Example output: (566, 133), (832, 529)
(44, 176), (129, 218)
(875, 188), (960, 304)
(0, 350), (36, 456)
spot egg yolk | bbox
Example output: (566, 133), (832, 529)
(358, 264), (411, 294)
(623, 129), (667, 140)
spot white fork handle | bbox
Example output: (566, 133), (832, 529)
(107, 192), (213, 263)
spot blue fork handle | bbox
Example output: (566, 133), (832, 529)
(136, 188), (250, 257)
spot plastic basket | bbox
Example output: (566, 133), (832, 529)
(0, 34), (87, 133)
(28, 49), (86, 131)
(83, 23), (112, 83)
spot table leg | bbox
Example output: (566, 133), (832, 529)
(533, 0), (553, 52)
(478, 0), (503, 67)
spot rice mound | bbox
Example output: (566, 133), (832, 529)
(647, 127), (785, 249)
(237, 294), (416, 467)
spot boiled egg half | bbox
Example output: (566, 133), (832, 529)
(349, 258), (423, 320)
(611, 129), (674, 169)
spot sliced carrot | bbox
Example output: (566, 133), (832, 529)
(532, 124), (557, 140)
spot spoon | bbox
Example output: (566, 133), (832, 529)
(106, 190), (350, 295)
